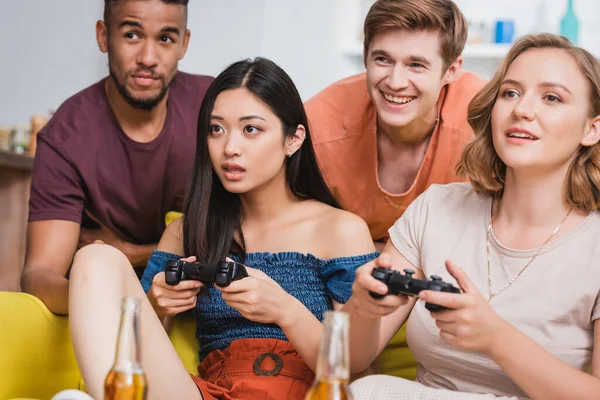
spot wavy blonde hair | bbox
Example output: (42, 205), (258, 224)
(457, 33), (600, 211)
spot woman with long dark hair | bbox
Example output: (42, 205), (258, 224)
(67, 58), (377, 400)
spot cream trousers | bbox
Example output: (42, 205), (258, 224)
(350, 375), (525, 400)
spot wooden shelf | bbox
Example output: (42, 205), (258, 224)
(0, 149), (34, 171)
(0, 149), (33, 291)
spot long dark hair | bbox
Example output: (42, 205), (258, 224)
(183, 58), (340, 263)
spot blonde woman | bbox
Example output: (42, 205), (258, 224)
(347, 33), (600, 400)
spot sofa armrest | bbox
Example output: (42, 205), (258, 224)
(0, 292), (82, 400)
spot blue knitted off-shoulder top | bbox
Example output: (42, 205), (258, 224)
(141, 250), (378, 360)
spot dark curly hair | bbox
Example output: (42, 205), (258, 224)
(104, 0), (188, 25)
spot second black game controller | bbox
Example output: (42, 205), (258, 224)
(165, 259), (248, 287)
(369, 267), (460, 312)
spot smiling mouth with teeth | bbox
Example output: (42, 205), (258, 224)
(383, 93), (416, 105)
(507, 132), (538, 140)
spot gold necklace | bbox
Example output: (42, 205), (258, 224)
(486, 201), (572, 301)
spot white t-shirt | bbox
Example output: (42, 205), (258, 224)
(389, 182), (600, 398)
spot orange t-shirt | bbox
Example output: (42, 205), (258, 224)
(305, 72), (486, 241)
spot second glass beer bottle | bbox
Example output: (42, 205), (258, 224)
(305, 310), (353, 400)
(104, 297), (147, 400)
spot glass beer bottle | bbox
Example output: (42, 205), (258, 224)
(104, 297), (147, 400)
(305, 311), (353, 400)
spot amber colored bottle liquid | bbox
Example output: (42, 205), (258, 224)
(305, 311), (354, 400)
(104, 297), (147, 400)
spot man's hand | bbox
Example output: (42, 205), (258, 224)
(78, 213), (125, 250)
(78, 213), (154, 266)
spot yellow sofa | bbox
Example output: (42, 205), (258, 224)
(1, 294), (415, 400)
(1, 213), (416, 399)
(0, 291), (199, 400)
(0, 293), (415, 400)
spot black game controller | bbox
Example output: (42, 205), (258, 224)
(369, 268), (460, 312)
(165, 260), (248, 287)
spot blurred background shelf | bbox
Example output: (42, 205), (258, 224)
(0, 149), (32, 292)
(0, 149), (34, 171)
(461, 43), (513, 59)
(2, 0), (600, 125)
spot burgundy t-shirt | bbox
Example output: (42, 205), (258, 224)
(28, 71), (213, 244)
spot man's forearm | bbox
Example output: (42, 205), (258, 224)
(124, 242), (157, 267)
(21, 270), (70, 315)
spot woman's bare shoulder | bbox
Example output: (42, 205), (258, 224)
(311, 202), (376, 258)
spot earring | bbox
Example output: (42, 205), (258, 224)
(287, 153), (293, 158)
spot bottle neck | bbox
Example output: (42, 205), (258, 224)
(315, 311), (350, 381)
(112, 298), (142, 372)
(567, 0), (574, 11)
